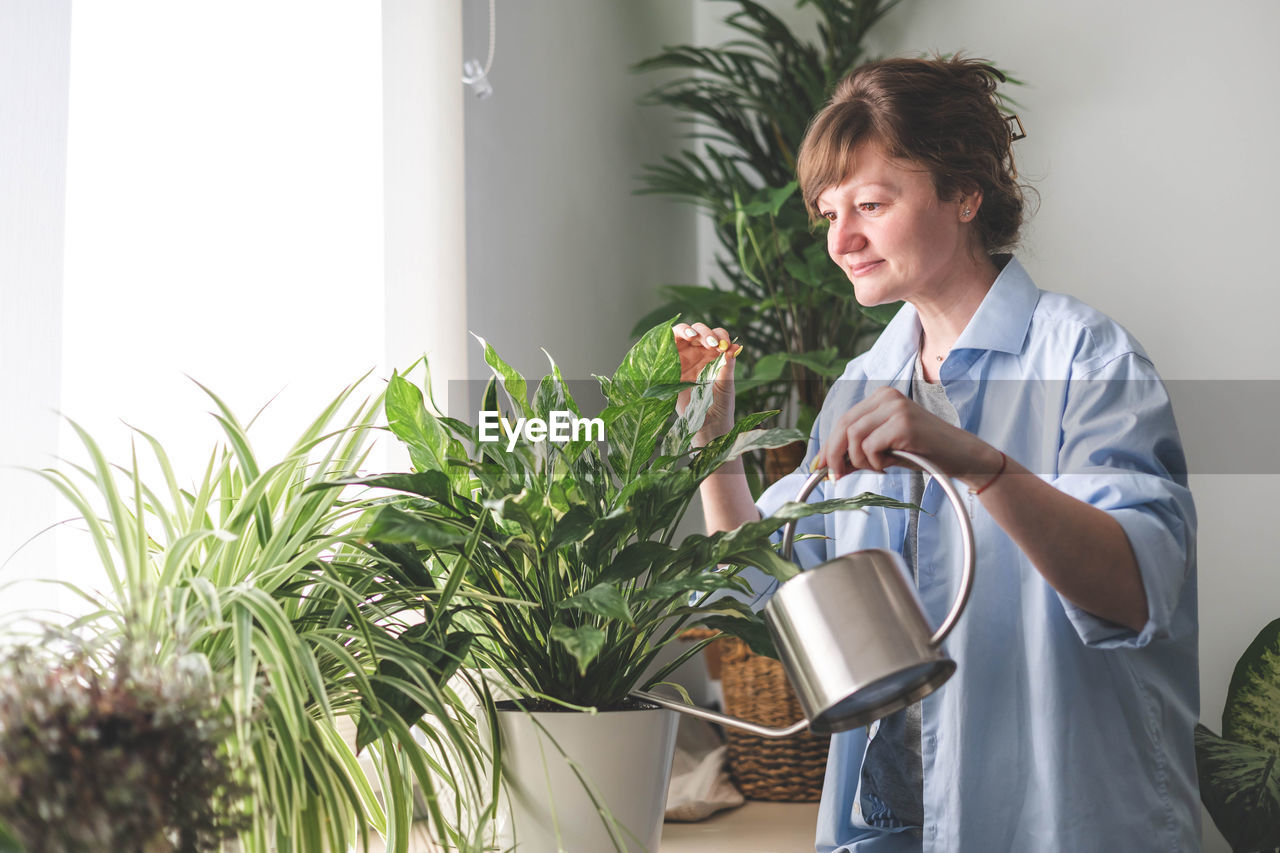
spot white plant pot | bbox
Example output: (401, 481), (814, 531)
(494, 702), (679, 853)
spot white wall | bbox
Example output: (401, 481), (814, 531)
(461, 0), (697, 405)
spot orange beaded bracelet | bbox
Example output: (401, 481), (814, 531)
(969, 451), (1007, 496)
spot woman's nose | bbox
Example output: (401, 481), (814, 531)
(829, 219), (866, 255)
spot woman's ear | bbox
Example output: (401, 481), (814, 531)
(959, 189), (983, 222)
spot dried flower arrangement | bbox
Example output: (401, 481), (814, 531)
(0, 640), (249, 853)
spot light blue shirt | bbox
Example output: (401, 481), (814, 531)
(753, 257), (1200, 852)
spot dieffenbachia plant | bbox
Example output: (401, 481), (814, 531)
(342, 320), (909, 711)
(1196, 618), (1280, 852)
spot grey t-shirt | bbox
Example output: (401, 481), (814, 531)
(856, 353), (960, 831)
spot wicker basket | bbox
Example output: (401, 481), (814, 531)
(681, 441), (829, 801)
(716, 636), (829, 802)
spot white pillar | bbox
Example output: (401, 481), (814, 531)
(382, 0), (468, 415)
(0, 0), (72, 612)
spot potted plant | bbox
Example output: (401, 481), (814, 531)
(632, 0), (905, 493)
(1196, 617), (1280, 852)
(0, 637), (249, 853)
(338, 321), (908, 851)
(14, 382), (492, 853)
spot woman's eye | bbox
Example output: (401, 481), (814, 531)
(822, 211), (837, 222)
(858, 202), (883, 213)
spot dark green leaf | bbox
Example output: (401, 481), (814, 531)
(366, 506), (468, 550)
(737, 181), (797, 216)
(600, 541), (678, 584)
(635, 573), (749, 602)
(697, 613), (778, 659)
(1223, 617), (1280, 755)
(0, 821), (23, 853)
(619, 468), (698, 541)
(369, 541), (436, 590)
(692, 427), (806, 480)
(556, 583), (634, 625)
(551, 624), (607, 676)
(546, 505), (595, 553)
(357, 623), (470, 750)
(1195, 723), (1280, 851)
(581, 510), (636, 569)
(344, 471), (461, 508)
(746, 352), (790, 384)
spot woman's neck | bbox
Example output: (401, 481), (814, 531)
(914, 253), (1001, 382)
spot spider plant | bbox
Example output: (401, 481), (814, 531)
(632, 0), (905, 491)
(332, 321), (909, 712)
(18, 379), (494, 852)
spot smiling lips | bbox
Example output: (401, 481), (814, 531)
(847, 259), (884, 277)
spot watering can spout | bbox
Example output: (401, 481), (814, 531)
(630, 690), (810, 739)
(630, 450), (976, 737)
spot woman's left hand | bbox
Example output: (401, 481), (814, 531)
(816, 387), (1003, 490)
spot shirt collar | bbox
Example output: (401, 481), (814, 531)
(950, 254), (1039, 355)
(858, 255), (1039, 379)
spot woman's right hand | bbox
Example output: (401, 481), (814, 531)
(672, 322), (741, 445)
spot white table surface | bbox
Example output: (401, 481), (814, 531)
(661, 801), (820, 852)
(363, 800), (819, 852)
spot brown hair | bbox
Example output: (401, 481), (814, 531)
(797, 55), (1026, 254)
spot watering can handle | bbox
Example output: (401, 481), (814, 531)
(780, 449), (975, 648)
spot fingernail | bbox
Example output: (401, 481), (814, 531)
(717, 339), (729, 352)
(731, 344), (744, 358)
(684, 328), (697, 338)
(827, 470), (838, 483)
(705, 336), (718, 347)
(810, 456), (821, 472)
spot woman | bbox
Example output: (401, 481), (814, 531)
(673, 57), (1198, 852)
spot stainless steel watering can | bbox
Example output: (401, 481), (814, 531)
(633, 450), (974, 736)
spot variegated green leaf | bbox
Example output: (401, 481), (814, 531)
(556, 583), (633, 625)
(605, 318), (681, 407)
(550, 624), (607, 676)
(473, 333), (531, 419)
(602, 396), (676, 484)
(1223, 617), (1280, 755)
(366, 506), (468, 550)
(1195, 723), (1280, 851)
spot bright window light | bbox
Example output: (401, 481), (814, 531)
(56, 2), (384, 610)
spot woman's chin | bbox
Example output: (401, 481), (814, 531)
(850, 283), (899, 309)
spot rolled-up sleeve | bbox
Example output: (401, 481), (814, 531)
(1050, 353), (1196, 648)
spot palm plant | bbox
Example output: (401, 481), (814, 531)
(633, 0), (905, 489)
(17, 381), (493, 852)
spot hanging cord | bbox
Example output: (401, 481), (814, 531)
(461, 0), (496, 96)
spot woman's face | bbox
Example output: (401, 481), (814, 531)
(816, 143), (978, 308)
